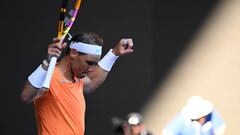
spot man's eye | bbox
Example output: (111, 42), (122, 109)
(87, 61), (97, 65)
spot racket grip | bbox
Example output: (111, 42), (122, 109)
(42, 56), (57, 89)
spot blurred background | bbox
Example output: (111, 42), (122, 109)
(1, 0), (240, 134)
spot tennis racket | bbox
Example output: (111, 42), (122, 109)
(42, 0), (82, 88)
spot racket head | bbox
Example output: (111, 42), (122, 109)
(58, 0), (81, 41)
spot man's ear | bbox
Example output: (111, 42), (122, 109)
(70, 49), (79, 58)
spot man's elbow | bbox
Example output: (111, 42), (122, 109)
(84, 88), (95, 94)
(21, 92), (34, 103)
(84, 85), (97, 94)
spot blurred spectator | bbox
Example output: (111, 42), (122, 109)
(162, 96), (226, 135)
(112, 112), (152, 135)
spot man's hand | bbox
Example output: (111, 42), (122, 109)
(112, 38), (133, 56)
(41, 37), (67, 70)
(47, 37), (67, 60)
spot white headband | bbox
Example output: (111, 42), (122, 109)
(69, 42), (102, 55)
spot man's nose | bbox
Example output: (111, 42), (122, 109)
(87, 65), (95, 72)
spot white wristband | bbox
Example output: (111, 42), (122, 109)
(28, 65), (47, 88)
(98, 49), (119, 72)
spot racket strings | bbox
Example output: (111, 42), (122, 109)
(58, 0), (69, 38)
(58, 0), (81, 40)
(62, 0), (81, 38)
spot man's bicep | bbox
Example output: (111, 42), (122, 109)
(82, 76), (92, 93)
(82, 66), (108, 93)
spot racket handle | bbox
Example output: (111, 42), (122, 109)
(42, 56), (57, 89)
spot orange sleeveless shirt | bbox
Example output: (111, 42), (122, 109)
(34, 67), (86, 135)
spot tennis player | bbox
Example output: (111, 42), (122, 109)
(21, 32), (133, 135)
